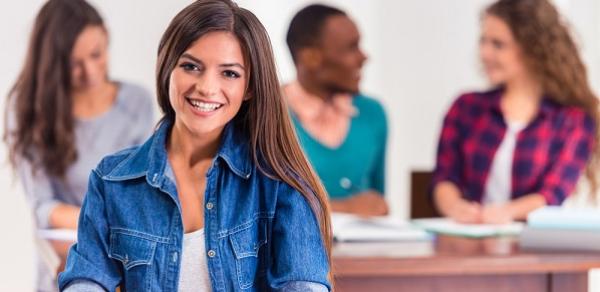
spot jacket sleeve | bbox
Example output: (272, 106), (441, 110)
(62, 279), (106, 292)
(58, 169), (122, 291)
(268, 182), (331, 291)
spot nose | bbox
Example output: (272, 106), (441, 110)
(82, 61), (97, 83)
(359, 49), (368, 64)
(195, 72), (218, 98)
(479, 40), (493, 62)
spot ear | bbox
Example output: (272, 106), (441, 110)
(297, 47), (322, 70)
(243, 94), (252, 101)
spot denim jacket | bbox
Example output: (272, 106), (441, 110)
(58, 120), (330, 291)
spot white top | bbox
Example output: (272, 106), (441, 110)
(178, 228), (212, 292)
(483, 121), (526, 205)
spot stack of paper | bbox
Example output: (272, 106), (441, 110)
(526, 206), (600, 230)
(520, 207), (600, 251)
(412, 218), (524, 238)
(331, 213), (432, 242)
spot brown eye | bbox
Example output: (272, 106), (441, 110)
(223, 70), (241, 79)
(492, 39), (504, 49)
(180, 63), (200, 71)
(91, 51), (101, 59)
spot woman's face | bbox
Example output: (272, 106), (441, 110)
(479, 15), (529, 85)
(168, 31), (248, 138)
(70, 25), (109, 92)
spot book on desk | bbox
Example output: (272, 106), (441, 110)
(332, 213), (525, 242)
(331, 213), (432, 242)
(412, 218), (524, 238)
(520, 206), (600, 251)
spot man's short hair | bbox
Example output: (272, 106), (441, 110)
(286, 4), (346, 64)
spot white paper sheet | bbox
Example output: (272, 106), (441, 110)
(37, 229), (77, 242)
(412, 218), (524, 238)
(332, 213), (432, 242)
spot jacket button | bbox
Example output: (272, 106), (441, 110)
(207, 250), (216, 258)
(340, 177), (352, 189)
(206, 202), (214, 210)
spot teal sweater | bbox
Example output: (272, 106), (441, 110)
(291, 94), (387, 200)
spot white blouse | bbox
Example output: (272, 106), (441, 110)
(178, 228), (212, 291)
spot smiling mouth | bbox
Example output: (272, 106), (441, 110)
(186, 97), (224, 112)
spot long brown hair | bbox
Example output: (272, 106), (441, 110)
(156, 0), (334, 285)
(5, 0), (104, 178)
(485, 0), (600, 195)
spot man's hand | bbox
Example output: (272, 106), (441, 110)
(331, 190), (388, 217)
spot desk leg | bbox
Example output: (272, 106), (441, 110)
(551, 272), (588, 292)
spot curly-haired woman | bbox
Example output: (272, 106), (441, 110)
(432, 0), (599, 224)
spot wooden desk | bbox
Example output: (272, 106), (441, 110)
(333, 235), (600, 292)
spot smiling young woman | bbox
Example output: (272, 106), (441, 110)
(58, 1), (332, 291)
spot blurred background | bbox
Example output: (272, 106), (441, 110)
(1, 0), (600, 290)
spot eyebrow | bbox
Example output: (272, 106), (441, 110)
(181, 53), (245, 70)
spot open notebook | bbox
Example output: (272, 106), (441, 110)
(412, 218), (524, 238)
(331, 213), (432, 242)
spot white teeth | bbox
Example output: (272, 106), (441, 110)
(188, 98), (222, 112)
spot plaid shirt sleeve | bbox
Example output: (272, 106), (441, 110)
(537, 110), (596, 204)
(432, 95), (468, 189)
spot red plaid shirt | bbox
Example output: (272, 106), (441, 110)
(432, 88), (595, 205)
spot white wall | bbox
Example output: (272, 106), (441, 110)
(1, 1), (599, 290)
(1, 2), (48, 290)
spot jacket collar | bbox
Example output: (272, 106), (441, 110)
(103, 119), (252, 183)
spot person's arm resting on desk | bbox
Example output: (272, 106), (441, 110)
(434, 183), (546, 224)
(432, 97), (483, 223)
(331, 191), (388, 217)
(18, 158), (80, 230)
(434, 181), (482, 223)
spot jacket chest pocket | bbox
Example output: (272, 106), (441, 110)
(229, 222), (267, 290)
(109, 229), (161, 291)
